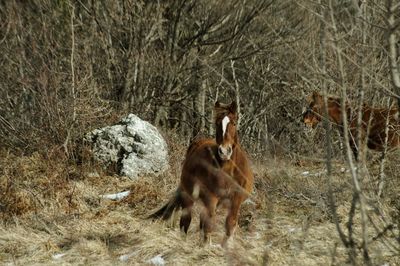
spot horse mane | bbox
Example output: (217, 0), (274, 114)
(327, 95), (340, 102)
(326, 95), (376, 114)
(311, 91), (349, 110)
(213, 102), (238, 123)
(327, 96), (342, 108)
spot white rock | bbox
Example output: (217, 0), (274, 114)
(85, 114), (168, 179)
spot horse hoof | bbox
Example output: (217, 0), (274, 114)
(199, 234), (210, 247)
(221, 236), (233, 249)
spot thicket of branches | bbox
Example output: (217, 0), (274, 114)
(0, 0), (320, 155)
(1, 1), (399, 264)
(0, 1), (398, 156)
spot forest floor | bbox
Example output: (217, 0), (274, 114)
(1, 144), (399, 265)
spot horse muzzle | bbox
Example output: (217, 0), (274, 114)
(218, 145), (233, 161)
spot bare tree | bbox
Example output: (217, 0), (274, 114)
(386, 0), (400, 105)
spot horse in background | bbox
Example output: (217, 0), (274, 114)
(302, 91), (400, 158)
(149, 101), (254, 246)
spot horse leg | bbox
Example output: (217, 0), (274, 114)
(199, 192), (218, 243)
(222, 195), (244, 247)
(179, 191), (194, 234)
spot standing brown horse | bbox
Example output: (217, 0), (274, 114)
(149, 101), (253, 246)
(303, 91), (400, 158)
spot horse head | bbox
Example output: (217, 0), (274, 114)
(302, 91), (323, 129)
(214, 101), (238, 161)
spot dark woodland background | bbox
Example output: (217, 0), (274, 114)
(0, 0), (399, 158)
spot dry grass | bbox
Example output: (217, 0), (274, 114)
(0, 139), (399, 265)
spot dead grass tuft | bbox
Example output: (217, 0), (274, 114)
(0, 183), (34, 219)
(122, 178), (167, 216)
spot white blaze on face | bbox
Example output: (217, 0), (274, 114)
(222, 116), (230, 137)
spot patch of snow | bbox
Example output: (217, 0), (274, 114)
(119, 251), (138, 262)
(147, 254), (165, 266)
(87, 172), (100, 178)
(52, 253), (66, 260)
(102, 190), (130, 200)
(210, 243), (223, 249)
(243, 198), (256, 205)
(300, 170), (326, 177)
(340, 166), (358, 173)
(247, 232), (261, 240)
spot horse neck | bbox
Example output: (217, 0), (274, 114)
(327, 98), (346, 125)
(233, 135), (244, 158)
(233, 131), (240, 146)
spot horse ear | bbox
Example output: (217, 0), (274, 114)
(312, 91), (322, 104)
(215, 101), (221, 108)
(229, 101), (237, 113)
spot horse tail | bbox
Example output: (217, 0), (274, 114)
(148, 188), (182, 220)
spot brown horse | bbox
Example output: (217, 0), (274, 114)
(303, 91), (400, 158)
(149, 101), (253, 246)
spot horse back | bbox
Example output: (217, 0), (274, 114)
(351, 106), (400, 150)
(185, 138), (217, 159)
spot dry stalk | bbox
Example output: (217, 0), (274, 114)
(382, 0), (400, 197)
(319, 0), (341, 248)
(378, 99), (391, 198)
(328, 0), (371, 264)
(231, 60), (241, 128)
(63, 2), (77, 157)
(356, 0), (367, 168)
(386, 0), (400, 109)
(318, 1), (349, 262)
